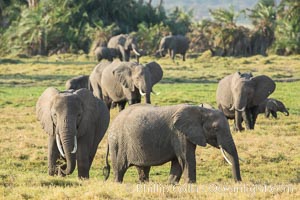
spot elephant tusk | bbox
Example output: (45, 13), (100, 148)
(56, 134), (65, 158)
(71, 136), (77, 154)
(235, 107), (246, 112)
(139, 88), (146, 96)
(132, 48), (141, 56)
(220, 147), (232, 166)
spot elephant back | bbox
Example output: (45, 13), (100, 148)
(174, 35), (189, 53)
(107, 34), (127, 49)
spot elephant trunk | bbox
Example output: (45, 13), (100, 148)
(220, 139), (242, 182)
(56, 122), (77, 176)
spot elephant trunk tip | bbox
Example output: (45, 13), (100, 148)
(284, 111), (289, 116)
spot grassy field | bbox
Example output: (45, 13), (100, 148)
(0, 54), (299, 199)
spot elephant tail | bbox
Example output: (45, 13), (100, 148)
(103, 144), (110, 181)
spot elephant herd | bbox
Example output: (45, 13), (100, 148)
(36, 55), (289, 183)
(94, 34), (190, 62)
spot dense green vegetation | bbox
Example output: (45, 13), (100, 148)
(0, 0), (299, 57)
(0, 55), (299, 199)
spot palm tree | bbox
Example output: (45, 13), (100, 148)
(274, 0), (300, 54)
(247, 1), (277, 55)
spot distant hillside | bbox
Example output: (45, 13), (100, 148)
(152, 0), (280, 23)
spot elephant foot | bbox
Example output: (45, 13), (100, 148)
(48, 167), (57, 176)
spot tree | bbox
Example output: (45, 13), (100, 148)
(273, 0), (300, 55)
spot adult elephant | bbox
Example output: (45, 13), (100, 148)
(90, 60), (163, 111)
(157, 35), (189, 61)
(94, 46), (117, 62)
(36, 88), (110, 179)
(107, 34), (141, 62)
(216, 72), (276, 131)
(103, 104), (241, 183)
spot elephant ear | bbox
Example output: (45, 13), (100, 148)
(145, 61), (163, 86)
(75, 89), (103, 137)
(113, 63), (135, 91)
(36, 87), (59, 135)
(172, 105), (207, 147)
(251, 75), (276, 105)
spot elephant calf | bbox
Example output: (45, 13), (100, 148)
(104, 104), (241, 183)
(257, 98), (289, 118)
(36, 88), (110, 179)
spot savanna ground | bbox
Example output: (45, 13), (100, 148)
(0, 53), (299, 199)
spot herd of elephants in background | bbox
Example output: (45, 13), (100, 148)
(36, 33), (290, 184)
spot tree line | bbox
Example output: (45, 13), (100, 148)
(0, 0), (299, 57)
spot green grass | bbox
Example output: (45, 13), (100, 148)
(0, 55), (299, 199)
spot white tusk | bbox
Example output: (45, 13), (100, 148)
(235, 107), (246, 112)
(139, 88), (146, 96)
(56, 134), (65, 158)
(132, 48), (140, 56)
(71, 136), (77, 154)
(220, 147), (232, 166)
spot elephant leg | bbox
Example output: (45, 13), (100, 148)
(48, 135), (60, 176)
(234, 111), (244, 131)
(111, 152), (128, 183)
(182, 53), (186, 61)
(103, 96), (112, 110)
(168, 158), (182, 184)
(176, 143), (196, 183)
(118, 101), (127, 112)
(136, 166), (151, 182)
(242, 110), (251, 130)
(271, 111), (277, 119)
(250, 107), (259, 129)
(77, 141), (90, 179)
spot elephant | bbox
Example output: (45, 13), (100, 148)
(94, 46), (117, 62)
(103, 104), (241, 183)
(257, 98), (289, 118)
(89, 60), (163, 111)
(156, 35), (189, 61)
(36, 88), (110, 179)
(216, 72), (276, 131)
(107, 34), (141, 62)
(65, 75), (90, 90)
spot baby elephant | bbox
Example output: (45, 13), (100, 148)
(257, 98), (289, 118)
(104, 104), (241, 183)
(65, 75), (90, 90)
(94, 46), (117, 62)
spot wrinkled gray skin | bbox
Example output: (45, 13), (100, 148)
(65, 75), (90, 90)
(257, 98), (289, 118)
(94, 46), (117, 62)
(103, 104), (241, 183)
(216, 72), (276, 131)
(36, 88), (110, 179)
(89, 60), (163, 111)
(157, 35), (189, 61)
(107, 34), (141, 62)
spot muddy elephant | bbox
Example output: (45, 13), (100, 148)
(36, 88), (110, 179)
(216, 72), (276, 131)
(157, 35), (189, 61)
(89, 60), (163, 111)
(94, 46), (117, 62)
(107, 34), (141, 62)
(257, 98), (289, 118)
(65, 75), (90, 90)
(103, 104), (241, 183)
